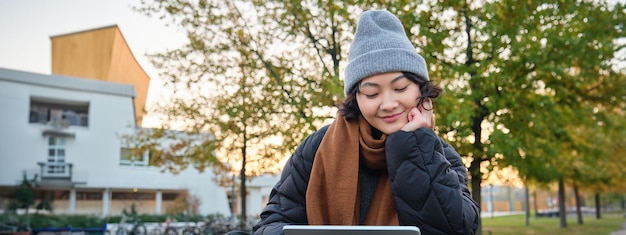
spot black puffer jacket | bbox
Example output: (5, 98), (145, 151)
(253, 125), (480, 235)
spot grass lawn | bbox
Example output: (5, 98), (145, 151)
(481, 212), (625, 235)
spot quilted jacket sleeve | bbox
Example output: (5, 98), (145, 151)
(386, 128), (480, 235)
(252, 126), (329, 235)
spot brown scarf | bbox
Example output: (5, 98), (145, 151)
(306, 114), (399, 225)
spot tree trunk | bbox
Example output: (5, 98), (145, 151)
(469, 159), (483, 235)
(573, 184), (583, 225)
(558, 178), (567, 228)
(533, 190), (538, 218)
(240, 144), (247, 229)
(595, 193), (601, 219)
(525, 186), (530, 226)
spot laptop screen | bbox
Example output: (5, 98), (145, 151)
(283, 225), (421, 235)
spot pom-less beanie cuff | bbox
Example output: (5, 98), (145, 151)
(344, 48), (428, 94)
(344, 10), (429, 95)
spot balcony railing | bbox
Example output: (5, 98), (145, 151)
(37, 162), (73, 179)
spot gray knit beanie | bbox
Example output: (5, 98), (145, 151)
(344, 10), (429, 95)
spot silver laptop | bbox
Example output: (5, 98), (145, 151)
(283, 225), (421, 235)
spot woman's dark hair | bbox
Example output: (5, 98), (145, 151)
(339, 72), (443, 121)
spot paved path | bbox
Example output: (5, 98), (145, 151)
(480, 211), (526, 218)
(611, 222), (626, 235)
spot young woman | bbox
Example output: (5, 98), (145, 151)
(251, 9), (480, 235)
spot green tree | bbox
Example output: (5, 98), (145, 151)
(9, 174), (35, 211)
(8, 173), (36, 231)
(410, 2), (626, 230)
(477, 1), (626, 227)
(133, 0), (354, 226)
(133, 1), (626, 232)
(573, 107), (626, 220)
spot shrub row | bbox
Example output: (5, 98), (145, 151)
(0, 213), (226, 229)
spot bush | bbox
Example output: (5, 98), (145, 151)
(1, 212), (227, 229)
(1, 214), (107, 229)
(0, 213), (30, 231)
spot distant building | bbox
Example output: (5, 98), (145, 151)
(244, 174), (279, 219)
(479, 184), (584, 215)
(0, 25), (235, 217)
(481, 185), (527, 213)
(50, 25), (150, 126)
(0, 67), (230, 216)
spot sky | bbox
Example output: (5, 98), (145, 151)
(2, 0), (624, 128)
(0, 0), (187, 126)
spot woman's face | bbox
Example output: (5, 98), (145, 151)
(356, 72), (422, 135)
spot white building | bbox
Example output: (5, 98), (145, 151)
(0, 67), (232, 217)
(0, 25), (280, 219)
(245, 174), (280, 220)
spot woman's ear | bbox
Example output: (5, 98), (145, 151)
(431, 113), (436, 129)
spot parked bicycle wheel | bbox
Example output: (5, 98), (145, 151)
(131, 223), (148, 235)
(148, 227), (160, 235)
(181, 227), (198, 235)
(200, 226), (218, 235)
(116, 227), (128, 235)
(164, 227), (178, 235)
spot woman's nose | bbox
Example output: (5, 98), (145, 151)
(379, 93), (398, 110)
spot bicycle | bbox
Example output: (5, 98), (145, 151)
(0, 218), (29, 234)
(179, 220), (201, 235)
(116, 214), (148, 235)
(0, 222), (19, 234)
(149, 217), (177, 235)
(198, 216), (236, 235)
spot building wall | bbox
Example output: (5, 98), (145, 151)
(0, 68), (231, 217)
(479, 184), (588, 214)
(245, 174), (278, 219)
(51, 26), (150, 126)
(51, 198), (179, 215)
(50, 28), (115, 81)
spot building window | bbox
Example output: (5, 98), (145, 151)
(47, 137), (66, 174)
(120, 148), (149, 166)
(57, 191), (102, 200)
(162, 193), (179, 200)
(30, 98), (89, 127)
(112, 192), (153, 200)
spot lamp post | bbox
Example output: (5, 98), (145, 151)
(490, 184), (495, 218)
(231, 173), (236, 217)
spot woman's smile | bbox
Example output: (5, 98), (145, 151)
(380, 112), (404, 123)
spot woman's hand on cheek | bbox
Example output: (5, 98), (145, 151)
(401, 106), (433, 132)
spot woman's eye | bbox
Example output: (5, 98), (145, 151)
(395, 85), (409, 92)
(364, 93), (378, 98)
